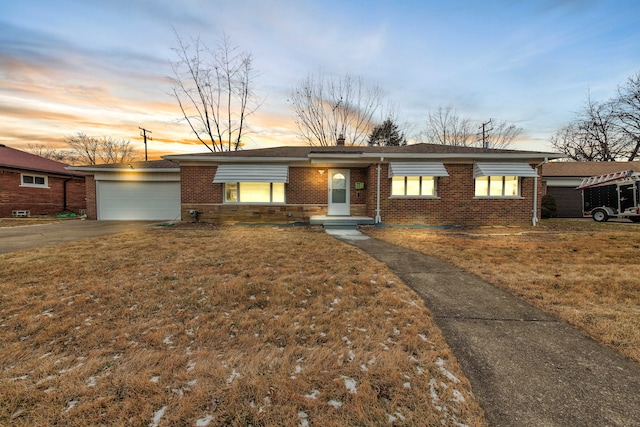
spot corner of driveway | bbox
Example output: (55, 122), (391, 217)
(0, 220), (164, 254)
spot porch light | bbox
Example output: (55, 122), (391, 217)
(318, 169), (325, 175)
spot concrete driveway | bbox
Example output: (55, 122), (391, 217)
(0, 220), (162, 254)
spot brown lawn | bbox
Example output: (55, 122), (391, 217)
(364, 219), (640, 363)
(0, 225), (485, 426)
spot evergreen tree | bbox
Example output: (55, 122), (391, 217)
(368, 119), (407, 146)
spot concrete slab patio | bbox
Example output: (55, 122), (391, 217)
(333, 230), (640, 427)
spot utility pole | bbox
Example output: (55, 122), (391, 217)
(139, 127), (152, 161)
(480, 119), (492, 149)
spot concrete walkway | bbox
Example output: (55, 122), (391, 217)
(332, 230), (640, 427)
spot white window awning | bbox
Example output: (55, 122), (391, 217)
(473, 162), (537, 178)
(213, 164), (289, 183)
(388, 162), (449, 177)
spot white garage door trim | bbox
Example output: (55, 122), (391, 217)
(97, 181), (180, 220)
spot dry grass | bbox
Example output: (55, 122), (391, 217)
(0, 225), (485, 426)
(364, 219), (640, 363)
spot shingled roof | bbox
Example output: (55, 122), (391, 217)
(541, 161), (640, 177)
(164, 143), (560, 161)
(0, 144), (84, 177)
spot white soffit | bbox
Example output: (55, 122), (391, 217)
(473, 162), (538, 178)
(212, 164), (289, 183)
(388, 162), (449, 177)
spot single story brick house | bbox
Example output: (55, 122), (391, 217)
(158, 142), (562, 226)
(0, 144), (86, 217)
(542, 161), (640, 217)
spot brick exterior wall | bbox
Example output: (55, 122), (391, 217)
(365, 163), (541, 226)
(0, 168), (86, 217)
(181, 166), (367, 224)
(178, 163), (541, 226)
(85, 175), (97, 220)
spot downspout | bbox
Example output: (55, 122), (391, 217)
(63, 177), (72, 212)
(375, 157), (383, 223)
(532, 157), (548, 226)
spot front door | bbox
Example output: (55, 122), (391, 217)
(328, 169), (350, 216)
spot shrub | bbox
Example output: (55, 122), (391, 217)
(541, 194), (557, 219)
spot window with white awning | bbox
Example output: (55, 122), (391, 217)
(213, 164), (288, 203)
(388, 162), (448, 197)
(473, 163), (536, 197)
(213, 164), (289, 183)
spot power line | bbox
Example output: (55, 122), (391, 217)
(479, 119), (492, 149)
(139, 127), (152, 161)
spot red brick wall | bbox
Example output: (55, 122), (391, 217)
(0, 168), (86, 217)
(366, 163), (540, 226)
(178, 163), (541, 226)
(181, 165), (220, 203)
(85, 175), (97, 220)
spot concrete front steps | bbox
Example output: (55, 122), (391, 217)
(309, 215), (375, 229)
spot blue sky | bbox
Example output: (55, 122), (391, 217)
(1, 0), (639, 158)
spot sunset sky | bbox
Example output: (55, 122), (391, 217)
(2, 0), (639, 160)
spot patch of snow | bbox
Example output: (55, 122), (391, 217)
(149, 405), (166, 427)
(429, 378), (440, 405)
(295, 365), (302, 374)
(196, 414), (213, 426)
(418, 334), (428, 341)
(403, 382), (411, 389)
(435, 358), (460, 384)
(342, 376), (357, 394)
(328, 400), (343, 408)
(347, 350), (355, 362)
(388, 414), (397, 424)
(163, 336), (173, 345)
(298, 411), (309, 427)
(226, 369), (240, 384)
(342, 336), (352, 346)
(304, 389), (319, 399)
(86, 376), (96, 387)
(63, 400), (79, 414)
(187, 361), (196, 372)
(452, 389), (465, 402)
(150, 376), (160, 383)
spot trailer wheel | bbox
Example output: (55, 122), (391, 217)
(592, 209), (609, 222)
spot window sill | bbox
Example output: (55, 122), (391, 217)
(20, 184), (50, 189)
(223, 202), (287, 205)
(473, 196), (524, 199)
(389, 196), (440, 199)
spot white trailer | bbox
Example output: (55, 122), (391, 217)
(577, 170), (640, 222)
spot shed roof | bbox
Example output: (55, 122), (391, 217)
(0, 144), (84, 177)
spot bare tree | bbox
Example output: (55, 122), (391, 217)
(28, 144), (78, 164)
(289, 72), (384, 146)
(551, 93), (630, 161)
(65, 133), (136, 165)
(421, 106), (475, 146)
(615, 70), (640, 160)
(169, 31), (259, 152)
(420, 105), (521, 149)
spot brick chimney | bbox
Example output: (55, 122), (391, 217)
(336, 134), (345, 146)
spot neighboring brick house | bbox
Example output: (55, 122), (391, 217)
(165, 143), (562, 226)
(542, 161), (640, 217)
(0, 144), (86, 217)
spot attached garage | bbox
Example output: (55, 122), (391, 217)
(69, 160), (181, 221)
(97, 180), (180, 220)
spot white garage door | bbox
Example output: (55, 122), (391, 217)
(97, 181), (180, 220)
